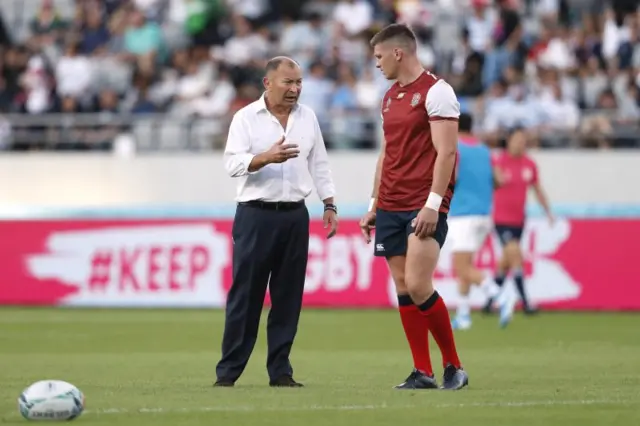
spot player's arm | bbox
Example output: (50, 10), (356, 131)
(492, 165), (504, 188)
(426, 80), (460, 210)
(532, 182), (552, 219)
(368, 136), (386, 212)
(530, 163), (554, 222)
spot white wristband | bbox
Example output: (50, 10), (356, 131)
(425, 192), (442, 211)
(368, 198), (376, 212)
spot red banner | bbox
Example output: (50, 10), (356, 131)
(0, 218), (638, 310)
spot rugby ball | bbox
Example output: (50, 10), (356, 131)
(18, 380), (85, 421)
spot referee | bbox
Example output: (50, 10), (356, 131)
(215, 57), (338, 388)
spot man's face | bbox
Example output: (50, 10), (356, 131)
(508, 130), (527, 156)
(264, 62), (302, 107)
(373, 42), (400, 80)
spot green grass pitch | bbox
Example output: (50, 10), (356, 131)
(0, 308), (639, 425)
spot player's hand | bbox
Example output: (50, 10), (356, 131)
(359, 211), (376, 244)
(412, 207), (438, 239)
(548, 214), (555, 227)
(266, 136), (300, 164)
(323, 209), (338, 239)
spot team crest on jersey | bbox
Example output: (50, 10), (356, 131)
(522, 167), (532, 182)
(410, 92), (421, 107)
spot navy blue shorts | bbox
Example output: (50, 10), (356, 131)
(494, 224), (524, 245)
(373, 209), (448, 257)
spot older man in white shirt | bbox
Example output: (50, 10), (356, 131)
(215, 57), (338, 388)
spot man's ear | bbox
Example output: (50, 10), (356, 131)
(262, 76), (269, 91)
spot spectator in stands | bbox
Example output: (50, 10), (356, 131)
(20, 55), (52, 115)
(481, 81), (542, 147)
(280, 12), (329, 71)
(123, 7), (166, 64)
(212, 14), (269, 87)
(298, 60), (333, 133)
(2, 0), (640, 151)
(78, 5), (110, 55)
(28, 0), (68, 52)
(333, 0), (374, 37)
(463, 0), (496, 56)
(580, 88), (617, 149)
(371, 0), (398, 28)
(537, 81), (581, 146)
(55, 39), (93, 103)
(330, 63), (363, 148)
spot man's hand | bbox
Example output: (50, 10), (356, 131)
(412, 207), (438, 239)
(359, 211), (376, 243)
(266, 136), (300, 163)
(323, 209), (338, 239)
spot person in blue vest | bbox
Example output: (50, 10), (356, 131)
(448, 113), (515, 330)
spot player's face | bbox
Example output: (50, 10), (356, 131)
(264, 64), (302, 107)
(373, 43), (399, 80)
(507, 130), (527, 156)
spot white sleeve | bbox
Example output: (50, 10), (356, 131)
(308, 111), (336, 201)
(425, 79), (460, 121)
(223, 112), (256, 177)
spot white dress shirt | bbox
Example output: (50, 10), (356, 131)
(224, 94), (336, 203)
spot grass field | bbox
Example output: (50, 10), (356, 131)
(0, 308), (639, 425)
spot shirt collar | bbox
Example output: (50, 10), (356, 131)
(255, 92), (299, 114)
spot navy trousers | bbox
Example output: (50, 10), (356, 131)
(215, 201), (309, 382)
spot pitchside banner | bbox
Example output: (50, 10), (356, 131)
(0, 218), (638, 310)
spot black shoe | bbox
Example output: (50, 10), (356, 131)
(440, 364), (469, 390)
(213, 378), (235, 387)
(523, 306), (539, 315)
(269, 375), (304, 388)
(394, 368), (438, 390)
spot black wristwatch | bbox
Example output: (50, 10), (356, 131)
(324, 203), (338, 214)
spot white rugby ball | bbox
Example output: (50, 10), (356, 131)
(18, 380), (85, 421)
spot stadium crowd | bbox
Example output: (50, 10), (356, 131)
(0, 0), (639, 150)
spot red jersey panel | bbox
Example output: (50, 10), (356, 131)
(492, 150), (539, 226)
(378, 71), (460, 212)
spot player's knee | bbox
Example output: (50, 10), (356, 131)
(393, 275), (408, 294)
(405, 274), (435, 303)
(452, 253), (473, 284)
(407, 285), (435, 304)
(505, 242), (522, 265)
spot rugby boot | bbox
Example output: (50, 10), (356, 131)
(440, 364), (469, 390)
(394, 368), (438, 390)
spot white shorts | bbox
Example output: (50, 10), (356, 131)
(448, 215), (493, 253)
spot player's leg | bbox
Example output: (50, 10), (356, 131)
(451, 252), (474, 330)
(482, 225), (511, 313)
(503, 227), (537, 314)
(448, 217), (472, 329)
(405, 213), (468, 390)
(375, 210), (437, 390)
(450, 217), (501, 329)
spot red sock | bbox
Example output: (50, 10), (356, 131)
(418, 291), (461, 368)
(398, 295), (433, 376)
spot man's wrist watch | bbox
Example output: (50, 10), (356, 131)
(324, 203), (338, 214)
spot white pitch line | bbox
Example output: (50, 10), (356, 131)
(87, 399), (633, 415)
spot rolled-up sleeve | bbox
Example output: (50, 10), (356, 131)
(308, 112), (335, 201)
(223, 112), (256, 177)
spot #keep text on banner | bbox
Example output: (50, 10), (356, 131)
(0, 218), (637, 310)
